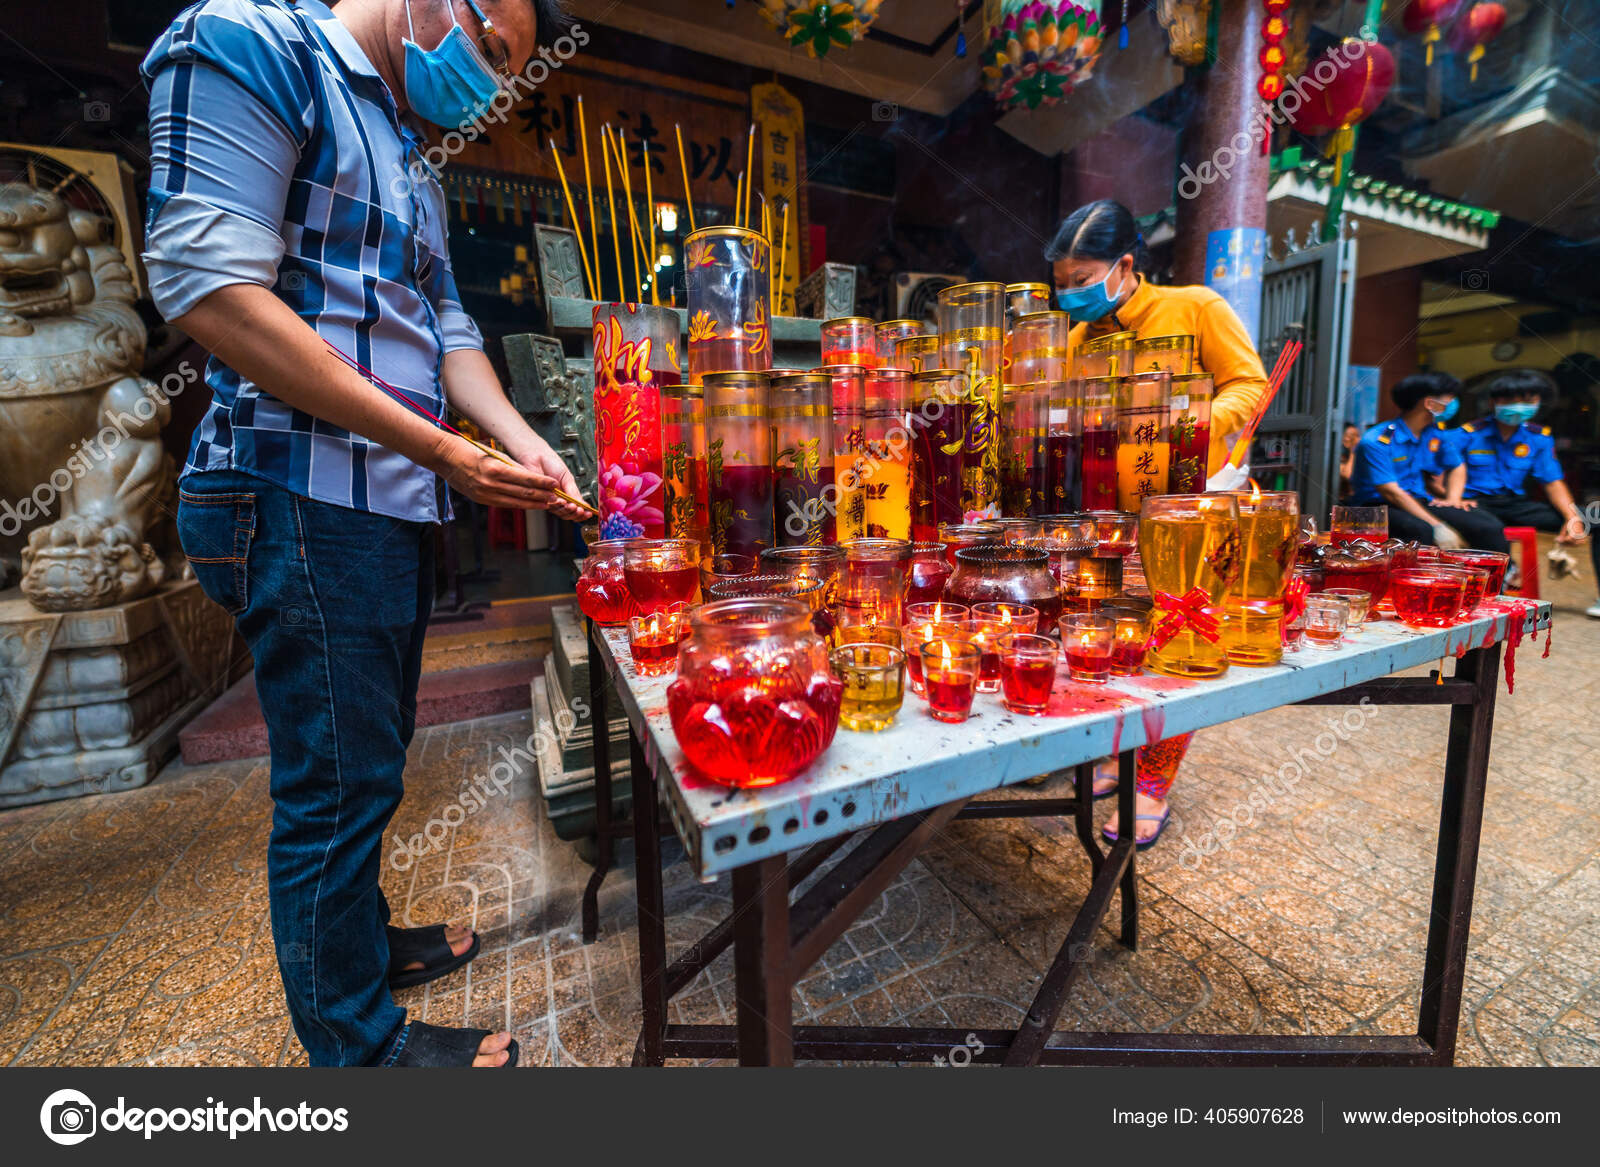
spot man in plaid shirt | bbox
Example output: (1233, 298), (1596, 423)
(144, 0), (578, 1067)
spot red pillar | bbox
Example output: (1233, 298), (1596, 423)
(1173, 0), (1271, 287)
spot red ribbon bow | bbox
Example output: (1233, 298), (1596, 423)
(1151, 587), (1221, 651)
(1281, 576), (1310, 630)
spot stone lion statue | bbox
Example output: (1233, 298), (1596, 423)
(0, 181), (183, 611)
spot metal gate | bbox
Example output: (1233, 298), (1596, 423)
(1254, 228), (1358, 515)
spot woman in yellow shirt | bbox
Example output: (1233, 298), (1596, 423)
(1049, 199), (1269, 846)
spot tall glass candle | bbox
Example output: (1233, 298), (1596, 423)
(593, 303), (678, 538)
(1134, 333), (1194, 376)
(876, 319), (929, 368)
(1044, 379), (1082, 513)
(862, 368), (913, 540)
(1010, 311), (1071, 385)
(827, 365), (868, 542)
(821, 316), (878, 368)
(1080, 375), (1118, 510)
(1001, 384), (1047, 518)
(1219, 489), (1299, 667)
(661, 379), (709, 548)
(685, 226), (771, 379)
(1167, 372), (1214, 493)
(769, 370), (834, 547)
(910, 369), (968, 541)
(938, 281), (1005, 518)
(1138, 493), (1241, 680)
(1005, 282), (1052, 323)
(703, 371), (773, 559)
(894, 333), (941, 375)
(1115, 371), (1172, 514)
(1073, 330), (1136, 379)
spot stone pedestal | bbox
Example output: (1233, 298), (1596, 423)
(0, 579), (244, 807)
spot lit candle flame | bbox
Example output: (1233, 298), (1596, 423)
(1248, 477), (1262, 504)
(940, 640), (953, 668)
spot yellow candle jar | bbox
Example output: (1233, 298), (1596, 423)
(1219, 489), (1300, 667)
(1138, 493), (1241, 680)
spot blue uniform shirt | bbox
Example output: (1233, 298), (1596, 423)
(1347, 418), (1461, 506)
(1447, 420), (1564, 498)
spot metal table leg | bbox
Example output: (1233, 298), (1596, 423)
(732, 855), (794, 1066)
(581, 618), (613, 944)
(630, 725), (669, 1067)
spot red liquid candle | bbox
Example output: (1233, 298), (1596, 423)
(628, 611), (689, 677)
(920, 641), (980, 723)
(1440, 550), (1509, 597)
(999, 633), (1057, 715)
(1061, 613), (1114, 684)
(624, 538), (701, 613)
(575, 538), (642, 626)
(1329, 528), (1386, 548)
(970, 603), (1037, 690)
(709, 462), (774, 560)
(906, 543), (953, 605)
(1432, 567), (1488, 616)
(1389, 570), (1466, 629)
(1322, 557), (1391, 605)
(1108, 615), (1149, 676)
(667, 672), (843, 787)
(1080, 427), (1119, 510)
(911, 370), (969, 539)
(1065, 645), (1112, 683)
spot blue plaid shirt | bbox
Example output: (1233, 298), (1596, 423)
(143, 0), (481, 522)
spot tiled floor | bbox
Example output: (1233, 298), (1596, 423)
(3, 556), (1597, 1068)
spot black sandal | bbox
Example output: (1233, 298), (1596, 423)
(388, 1021), (519, 1068)
(386, 924), (480, 990)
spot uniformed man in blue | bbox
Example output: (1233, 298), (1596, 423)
(1347, 372), (1509, 552)
(1439, 369), (1589, 605)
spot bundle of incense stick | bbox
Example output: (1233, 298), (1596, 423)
(325, 342), (596, 515)
(1226, 336), (1305, 470)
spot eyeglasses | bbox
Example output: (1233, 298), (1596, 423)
(462, 0), (513, 81)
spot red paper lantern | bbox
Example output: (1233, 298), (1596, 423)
(1402, 0), (1462, 65)
(1449, 2), (1507, 81)
(1289, 38), (1396, 177)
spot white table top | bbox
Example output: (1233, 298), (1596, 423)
(591, 600), (1552, 878)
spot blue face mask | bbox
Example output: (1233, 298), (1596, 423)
(402, 0), (505, 131)
(1054, 261), (1129, 323)
(1430, 398), (1459, 422)
(1494, 402), (1539, 427)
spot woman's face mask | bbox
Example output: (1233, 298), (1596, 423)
(402, 0), (506, 131)
(1054, 258), (1130, 323)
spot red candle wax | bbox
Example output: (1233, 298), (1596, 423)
(1000, 657), (1055, 712)
(925, 671), (976, 723)
(624, 564), (699, 612)
(1390, 572), (1465, 629)
(1322, 557), (1391, 605)
(1065, 645), (1112, 682)
(629, 632), (683, 675)
(1110, 638), (1146, 675)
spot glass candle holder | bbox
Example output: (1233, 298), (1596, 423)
(828, 364), (869, 542)
(910, 369), (969, 541)
(575, 537), (645, 625)
(831, 642), (906, 732)
(895, 334), (941, 375)
(1167, 372), (1213, 494)
(623, 538), (702, 613)
(1010, 311), (1070, 384)
(628, 608), (690, 677)
(768, 370), (834, 547)
(1079, 375), (1119, 510)
(1107, 611), (1151, 676)
(1439, 549), (1510, 599)
(666, 598), (840, 787)
(821, 316), (878, 368)
(921, 640), (981, 724)
(1045, 378), (1082, 513)
(1323, 538), (1394, 606)
(703, 371), (773, 559)
(993, 517), (1043, 545)
(1429, 566), (1489, 619)
(1005, 282), (1052, 325)
(937, 520), (1003, 568)
(703, 552), (757, 589)
(685, 226), (771, 379)
(838, 537), (913, 635)
(1221, 488), (1300, 667)
(1303, 594), (1351, 648)
(902, 615), (968, 696)
(1000, 383), (1048, 518)
(999, 632), (1058, 715)
(1138, 493), (1241, 680)
(1060, 613), (1114, 683)
(938, 281), (1005, 519)
(661, 380), (710, 546)
(1115, 371), (1172, 514)
(1323, 587), (1371, 628)
(593, 303), (678, 540)
(1330, 504), (1388, 547)
(969, 601), (1039, 692)
(876, 319), (929, 367)
(707, 573), (833, 642)
(760, 545), (845, 608)
(948, 546), (1061, 633)
(1283, 607), (1308, 652)
(1389, 569), (1465, 629)
(906, 541), (953, 605)
(863, 368), (913, 540)
(1134, 333), (1195, 376)
(1074, 330), (1136, 379)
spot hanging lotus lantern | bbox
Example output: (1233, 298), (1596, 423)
(1402, 0), (1463, 66)
(980, 1), (1104, 112)
(1289, 37), (1395, 181)
(1448, 2), (1507, 82)
(753, 0), (882, 58)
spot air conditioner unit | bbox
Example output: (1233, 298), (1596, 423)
(0, 142), (146, 297)
(895, 271), (964, 324)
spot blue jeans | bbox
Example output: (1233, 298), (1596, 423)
(177, 469), (433, 1066)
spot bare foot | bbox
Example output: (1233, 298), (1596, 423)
(473, 1030), (515, 1067)
(1103, 791), (1169, 844)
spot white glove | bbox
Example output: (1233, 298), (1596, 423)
(1431, 522), (1467, 550)
(1206, 462), (1251, 492)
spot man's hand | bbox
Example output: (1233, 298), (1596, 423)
(431, 432), (567, 510)
(1558, 513), (1588, 545)
(506, 435), (590, 522)
(1435, 497), (1477, 510)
